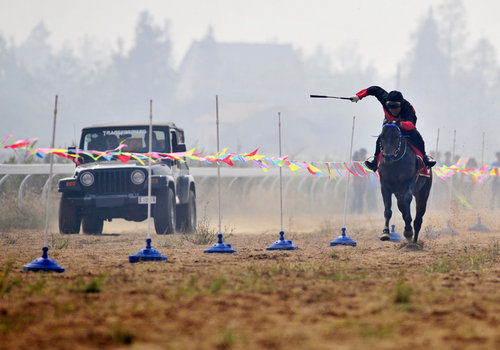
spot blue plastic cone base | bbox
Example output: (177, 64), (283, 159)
(330, 227), (357, 247)
(204, 234), (236, 253)
(468, 216), (490, 232)
(23, 247), (65, 273)
(468, 223), (490, 232)
(129, 238), (167, 263)
(439, 220), (459, 235)
(267, 231), (298, 250)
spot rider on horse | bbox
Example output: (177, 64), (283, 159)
(350, 86), (436, 172)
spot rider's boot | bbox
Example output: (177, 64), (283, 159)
(423, 154), (436, 168)
(411, 129), (436, 168)
(364, 157), (378, 172)
(365, 147), (380, 172)
(365, 140), (381, 172)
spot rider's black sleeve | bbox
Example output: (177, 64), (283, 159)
(365, 86), (389, 106)
(369, 86), (417, 126)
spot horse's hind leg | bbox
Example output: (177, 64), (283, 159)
(396, 192), (413, 242)
(413, 179), (432, 243)
(381, 187), (392, 241)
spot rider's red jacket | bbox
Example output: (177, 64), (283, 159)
(356, 86), (416, 131)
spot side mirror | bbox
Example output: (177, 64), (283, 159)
(173, 143), (186, 153)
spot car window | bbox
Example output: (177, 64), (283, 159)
(82, 128), (168, 153)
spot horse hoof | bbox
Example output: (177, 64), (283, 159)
(380, 233), (390, 241)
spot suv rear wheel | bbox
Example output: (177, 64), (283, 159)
(154, 187), (176, 234)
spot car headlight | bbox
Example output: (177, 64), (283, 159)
(80, 172), (94, 187)
(130, 170), (146, 185)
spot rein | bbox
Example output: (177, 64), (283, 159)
(381, 123), (406, 162)
(392, 141), (407, 162)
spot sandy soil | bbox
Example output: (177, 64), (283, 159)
(1, 210), (500, 350)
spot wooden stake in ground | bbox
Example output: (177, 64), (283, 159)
(23, 94), (65, 272)
(44, 95), (58, 247)
(204, 95), (235, 253)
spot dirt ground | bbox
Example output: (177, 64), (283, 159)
(1, 210), (500, 350)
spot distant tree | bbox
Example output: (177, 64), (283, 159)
(402, 9), (451, 133)
(304, 46), (334, 93)
(0, 36), (13, 82)
(0, 35), (19, 94)
(435, 0), (499, 157)
(402, 2), (500, 158)
(48, 44), (94, 85)
(453, 38), (499, 150)
(16, 22), (52, 76)
(100, 11), (176, 118)
(436, 0), (468, 74)
(466, 38), (498, 89)
(0, 24), (55, 143)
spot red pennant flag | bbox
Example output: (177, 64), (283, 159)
(117, 155), (132, 163)
(6, 141), (30, 149)
(343, 162), (356, 176)
(222, 155), (234, 166)
(52, 151), (75, 161)
(307, 166), (317, 175)
(246, 148), (259, 156)
(356, 162), (368, 176)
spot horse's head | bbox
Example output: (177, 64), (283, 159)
(380, 122), (402, 160)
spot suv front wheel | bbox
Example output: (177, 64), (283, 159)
(176, 189), (196, 233)
(59, 194), (81, 234)
(82, 216), (104, 234)
(154, 187), (176, 234)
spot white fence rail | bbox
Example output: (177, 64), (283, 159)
(0, 163), (305, 208)
(0, 164), (286, 177)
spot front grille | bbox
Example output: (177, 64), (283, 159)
(93, 169), (134, 194)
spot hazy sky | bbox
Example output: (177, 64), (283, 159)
(1, 0), (499, 77)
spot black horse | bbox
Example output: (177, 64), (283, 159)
(377, 123), (432, 243)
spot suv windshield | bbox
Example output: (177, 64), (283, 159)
(81, 127), (168, 153)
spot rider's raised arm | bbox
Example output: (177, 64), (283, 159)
(355, 86), (388, 105)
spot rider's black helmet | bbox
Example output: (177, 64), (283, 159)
(386, 90), (403, 109)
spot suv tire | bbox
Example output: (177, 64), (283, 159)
(82, 216), (104, 234)
(176, 189), (196, 233)
(59, 194), (81, 234)
(154, 187), (176, 234)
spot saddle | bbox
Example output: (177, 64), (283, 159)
(377, 141), (430, 177)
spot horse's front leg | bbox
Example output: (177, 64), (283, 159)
(380, 187), (392, 241)
(413, 177), (432, 244)
(396, 190), (414, 242)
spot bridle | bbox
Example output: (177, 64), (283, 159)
(380, 123), (406, 162)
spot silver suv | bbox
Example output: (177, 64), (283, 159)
(58, 122), (196, 235)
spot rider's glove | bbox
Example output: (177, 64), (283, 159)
(350, 96), (360, 103)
